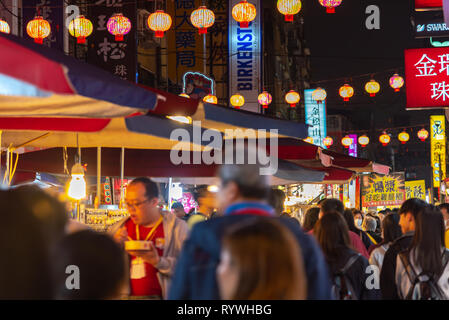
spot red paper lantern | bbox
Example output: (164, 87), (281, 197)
(258, 91), (272, 109)
(277, 0), (302, 22)
(190, 6), (215, 34)
(398, 131), (410, 144)
(417, 128), (429, 141)
(68, 15), (93, 44)
(358, 135), (370, 147)
(319, 0), (342, 13)
(26, 16), (51, 44)
(0, 18), (10, 34)
(107, 13), (132, 41)
(232, 1), (257, 28)
(285, 90), (300, 107)
(341, 135), (352, 148)
(339, 84), (354, 102)
(379, 132), (391, 146)
(148, 10), (172, 38)
(323, 136), (333, 148)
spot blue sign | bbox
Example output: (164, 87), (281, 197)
(304, 89), (327, 148)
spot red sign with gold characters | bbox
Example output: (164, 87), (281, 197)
(405, 47), (449, 109)
(361, 173), (406, 208)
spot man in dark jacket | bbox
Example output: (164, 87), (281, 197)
(168, 164), (333, 300)
(380, 198), (428, 299)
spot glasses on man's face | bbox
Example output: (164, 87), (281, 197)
(125, 199), (149, 210)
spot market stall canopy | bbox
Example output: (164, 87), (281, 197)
(0, 33), (158, 117)
(322, 149), (390, 175)
(12, 148), (326, 185)
(0, 116), (215, 150)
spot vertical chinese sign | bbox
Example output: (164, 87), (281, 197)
(361, 173), (406, 208)
(348, 134), (358, 157)
(22, 0), (64, 50)
(88, 0), (137, 82)
(431, 115), (446, 187)
(304, 89), (327, 148)
(229, 0), (261, 113)
(405, 180), (426, 200)
(405, 47), (449, 109)
(167, 0), (205, 89)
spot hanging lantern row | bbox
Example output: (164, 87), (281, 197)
(336, 75), (404, 101)
(317, 128), (429, 148)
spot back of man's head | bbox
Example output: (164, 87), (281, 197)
(320, 198), (344, 216)
(219, 164), (270, 200)
(268, 189), (286, 215)
(399, 198), (428, 220)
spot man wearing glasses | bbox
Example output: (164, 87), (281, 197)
(110, 177), (188, 299)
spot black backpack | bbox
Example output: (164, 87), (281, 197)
(332, 254), (361, 300)
(399, 251), (449, 300)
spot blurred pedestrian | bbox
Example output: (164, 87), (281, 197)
(303, 207), (320, 232)
(343, 209), (373, 251)
(169, 163), (333, 300)
(395, 205), (449, 299)
(318, 200), (370, 259)
(438, 203), (449, 249)
(353, 210), (364, 230)
(269, 188), (300, 226)
(380, 198), (428, 299)
(369, 213), (402, 272)
(362, 215), (383, 245)
(110, 177), (188, 299)
(366, 211), (382, 234)
(314, 212), (380, 300)
(171, 202), (186, 220)
(52, 230), (126, 299)
(217, 217), (307, 300)
(186, 186), (217, 229)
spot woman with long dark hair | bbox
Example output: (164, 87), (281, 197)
(314, 212), (380, 300)
(369, 213), (402, 271)
(303, 207), (320, 232)
(395, 205), (449, 299)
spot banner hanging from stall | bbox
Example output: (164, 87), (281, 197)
(431, 115), (446, 187)
(87, 1), (137, 82)
(361, 173), (406, 207)
(305, 89), (327, 148)
(229, 0), (261, 113)
(405, 180), (426, 200)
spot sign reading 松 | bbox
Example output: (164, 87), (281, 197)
(405, 47), (449, 109)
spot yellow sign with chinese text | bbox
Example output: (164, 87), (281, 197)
(431, 115), (446, 187)
(361, 173), (405, 207)
(405, 180), (426, 200)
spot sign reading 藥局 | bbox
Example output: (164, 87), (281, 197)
(405, 47), (449, 109)
(431, 115), (446, 187)
(361, 173), (406, 208)
(304, 89), (327, 148)
(229, 0), (261, 113)
(405, 180), (426, 200)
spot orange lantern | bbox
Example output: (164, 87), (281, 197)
(258, 91), (272, 109)
(339, 84), (354, 102)
(389, 74), (404, 92)
(319, 0), (342, 13)
(358, 135), (370, 147)
(304, 137), (314, 144)
(312, 87), (327, 103)
(398, 131), (410, 144)
(26, 16), (51, 44)
(230, 93), (245, 108)
(148, 10), (172, 38)
(179, 93), (190, 98)
(323, 136), (333, 148)
(341, 135), (353, 148)
(365, 79), (380, 97)
(0, 18), (10, 34)
(107, 13), (132, 41)
(68, 16), (93, 44)
(285, 90), (300, 107)
(203, 94), (218, 104)
(190, 6), (215, 34)
(277, 0), (302, 22)
(417, 128), (429, 142)
(379, 132), (390, 146)
(232, 1), (257, 28)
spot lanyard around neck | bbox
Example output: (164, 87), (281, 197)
(136, 216), (163, 241)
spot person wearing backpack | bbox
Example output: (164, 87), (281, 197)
(314, 211), (381, 300)
(395, 205), (449, 300)
(380, 198), (428, 299)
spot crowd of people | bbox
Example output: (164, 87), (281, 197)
(4, 163), (449, 300)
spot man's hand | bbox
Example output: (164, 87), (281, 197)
(127, 241), (160, 267)
(113, 226), (128, 245)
